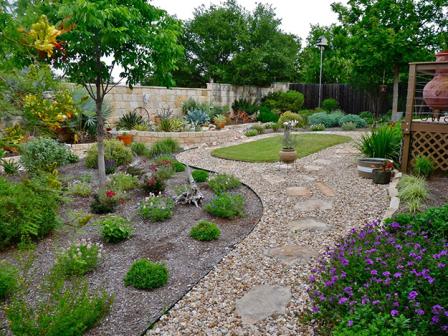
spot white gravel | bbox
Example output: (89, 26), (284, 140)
(147, 131), (390, 335)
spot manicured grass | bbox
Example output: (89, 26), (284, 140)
(211, 134), (351, 162)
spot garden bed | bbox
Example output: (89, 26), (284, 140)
(0, 159), (263, 336)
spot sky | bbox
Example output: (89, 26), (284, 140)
(151, 0), (344, 42)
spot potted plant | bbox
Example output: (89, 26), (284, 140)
(279, 120), (298, 164)
(213, 114), (226, 130)
(372, 160), (394, 184)
(117, 132), (133, 145)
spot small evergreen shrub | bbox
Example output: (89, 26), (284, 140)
(204, 193), (245, 218)
(173, 161), (185, 172)
(341, 121), (356, 131)
(192, 170), (209, 183)
(0, 261), (18, 300)
(208, 173), (241, 194)
(413, 155), (434, 178)
(67, 182), (92, 197)
(308, 111), (344, 128)
(278, 111), (305, 128)
(142, 174), (166, 194)
(85, 140), (133, 168)
(339, 114), (367, 128)
(360, 111), (374, 124)
(90, 189), (120, 214)
(147, 138), (180, 158)
(124, 259), (168, 289)
(20, 138), (78, 174)
(97, 215), (133, 243)
(190, 220), (221, 241)
(322, 98), (339, 111)
(109, 173), (139, 191)
(257, 106), (279, 123)
(309, 123), (326, 131)
(139, 195), (174, 222)
(131, 142), (148, 156)
(245, 129), (259, 137)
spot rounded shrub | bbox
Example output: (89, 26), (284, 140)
(322, 98), (339, 111)
(20, 138), (78, 174)
(190, 220), (221, 241)
(204, 192), (245, 218)
(339, 114), (367, 128)
(359, 111), (374, 124)
(208, 173), (240, 194)
(54, 240), (102, 277)
(0, 261), (18, 300)
(192, 169), (209, 183)
(85, 140), (133, 168)
(244, 129), (259, 137)
(139, 195), (174, 222)
(262, 90), (304, 112)
(278, 111), (305, 128)
(97, 215), (133, 243)
(173, 161), (185, 172)
(124, 259), (168, 289)
(257, 106), (279, 123)
(308, 111), (344, 128)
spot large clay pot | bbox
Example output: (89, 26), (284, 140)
(423, 51), (448, 119)
(279, 149), (297, 164)
(117, 134), (133, 145)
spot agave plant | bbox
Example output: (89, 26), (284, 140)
(185, 109), (210, 126)
(116, 111), (144, 130)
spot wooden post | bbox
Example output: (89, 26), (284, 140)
(401, 63), (417, 173)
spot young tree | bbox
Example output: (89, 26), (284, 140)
(54, 0), (182, 185)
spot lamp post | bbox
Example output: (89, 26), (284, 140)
(316, 36), (328, 108)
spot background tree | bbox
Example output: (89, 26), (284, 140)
(55, 0), (182, 185)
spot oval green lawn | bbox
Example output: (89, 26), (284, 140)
(211, 134), (351, 162)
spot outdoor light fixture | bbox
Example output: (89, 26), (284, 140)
(316, 36), (328, 108)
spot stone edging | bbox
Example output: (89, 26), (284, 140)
(382, 170), (402, 221)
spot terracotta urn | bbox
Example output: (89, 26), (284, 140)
(279, 149), (297, 164)
(423, 51), (448, 120)
(117, 133), (133, 145)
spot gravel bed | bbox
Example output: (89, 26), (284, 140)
(148, 131), (390, 335)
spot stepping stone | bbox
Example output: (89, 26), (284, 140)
(286, 186), (312, 197)
(303, 165), (322, 172)
(266, 244), (319, 265)
(315, 182), (336, 197)
(294, 199), (333, 211)
(289, 217), (331, 233)
(236, 285), (291, 324)
(295, 174), (316, 182)
(262, 174), (286, 184)
(313, 159), (332, 165)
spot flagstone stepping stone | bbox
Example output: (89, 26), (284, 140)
(313, 159), (332, 165)
(265, 244), (319, 265)
(294, 199), (333, 211)
(288, 217), (331, 233)
(286, 186), (312, 197)
(295, 174), (316, 182)
(236, 285), (292, 324)
(262, 174), (286, 184)
(315, 182), (336, 197)
(303, 165), (322, 172)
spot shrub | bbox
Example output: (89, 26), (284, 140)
(341, 121), (357, 131)
(190, 220), (221, 241)
(208, 173), (241, 194)
(251, 124), (265, 134)
(298, 109), (317, 125)
(1, 159), (20, 175)
(131, 142), (148, 156)
(192, 169), (209, 183)
(142, 174), (166, 194)
(139, 195), (174, 222)
(147, 138), (180, 158)
(173, 161), (185, 172)
(20, 138), (78, 174)
(257, 106), (279, 123)
(0, 177), (60, 249)
(278, 111), (305, 128)
(85, 140), (133, 169)
(184, 108), (210, 126)
(308, 111), (344, 128)
(271, 123), (280, 132)
(116, 111), (144, 130)
(398, 175), (428, 213)
(54, 239), (102, 277)
(245, 129), (259, 137)
(413, 155), (434, 178)
(231, 98), (259, 115)
(124, 259), (168, 289)
(360, 111), (374, 124)
(262, 90), (304, 112)
(310, 123), (326, 131)
(357, 124), (402, 161)
(67, 182), (92, 197)
(155, 165), (175, 180)
(97, 215), (133, 243)
(339, 114), (368, 128)
(307, 219), (447, 335)
(90, 189), (120, 214)
(322, 98), (339, 111)
(0, 261), (18, 300)
(109, 173), (139, 192)
(204, 193), (245, 218)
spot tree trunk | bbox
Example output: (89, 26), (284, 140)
(95, 80), (106, 187)
(392, 64), (400, 120)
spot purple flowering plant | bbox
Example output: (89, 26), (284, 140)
(307, 217), (447, 335)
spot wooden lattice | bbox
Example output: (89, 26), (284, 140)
(410, 131), (448, 171)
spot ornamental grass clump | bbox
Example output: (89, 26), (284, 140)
(306, 219), (447, 335)
(139, 194), (174, 222)
(208, 173), (241, 194)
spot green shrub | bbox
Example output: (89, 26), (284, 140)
(308, 111), (344, 128)
(360, 111), (374, 124)
(298, 109), (317, 125)
(257, 106), (279, 123)
(357, 124), (402, 161)
(245, 129), (259, 137)
(190, 220), (221, 241)
(0, 261), (18, 300)
(1, 159), (20, 175)
(341, 121), (356, 131)
(278, 111), (305, 128)
(155, 165), (175, 180)
(262, 90), (304, 112)
(97, 215), (133, 243)
(67, 182), (92, 197)
(147, 138), (181, 158)
(20, 138), (78, 174)
(124, 259), (168, 289)
(130, 142), (148, 156)
(0, 177), (60, 249)
(142, 174), (166, 194)
(251, 124), (265, 134)
(85, 140), (133, 168)
(108, 173), (139, 191)
(208, 173), (241, 194)
(173, 161), (185, 172)
(271, 123), (280, 132)
(192, 169), (209, 183)
(309, 123), (326, 131)
(322, 98), (339, 111)
(339, 114), (367, 128)
(204, 192), (245, 218)
(90, 189), (120, 214)
(413, 155), (434, 178)
(139, 195), (174, 222)
(54, 240), (102, 277)
(79, 173), (92, 183)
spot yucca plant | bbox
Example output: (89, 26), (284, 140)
(357, 123), (402, 161)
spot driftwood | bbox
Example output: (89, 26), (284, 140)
(173, 165), (204, 207)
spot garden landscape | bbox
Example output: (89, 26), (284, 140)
(0, 0), (447, 335)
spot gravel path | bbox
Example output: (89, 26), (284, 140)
(148, 131), (390, 335)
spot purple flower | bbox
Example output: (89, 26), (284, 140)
(361, 297), (370, 305)
(365, 258), (374, 265)
(438, 263), (446, 269)
(431, 315), (440, 324)
(416, 309), (425, 315)
(390, 222), (400, 229)
(382, 271), (391, 277)
(340, 258), (349, 266)
(432, 305), (444, 314)
(309, 275), (316, 282)
(408, 291), (418, 300)
(372, 300), (380, 305)
(371, 270), (378, 275)
(343, 287), (353, 295)
(347, 320), (353, 327)
(391, 310), (399, 317)
(338, 297), (349, 304)
(393, 272), (402, 278)
(312, 306), (320, 313)
(393, 301), (400, 307)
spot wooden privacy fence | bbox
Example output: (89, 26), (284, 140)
(289, 83), (407, 115)
(401, 61), (448, 172)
